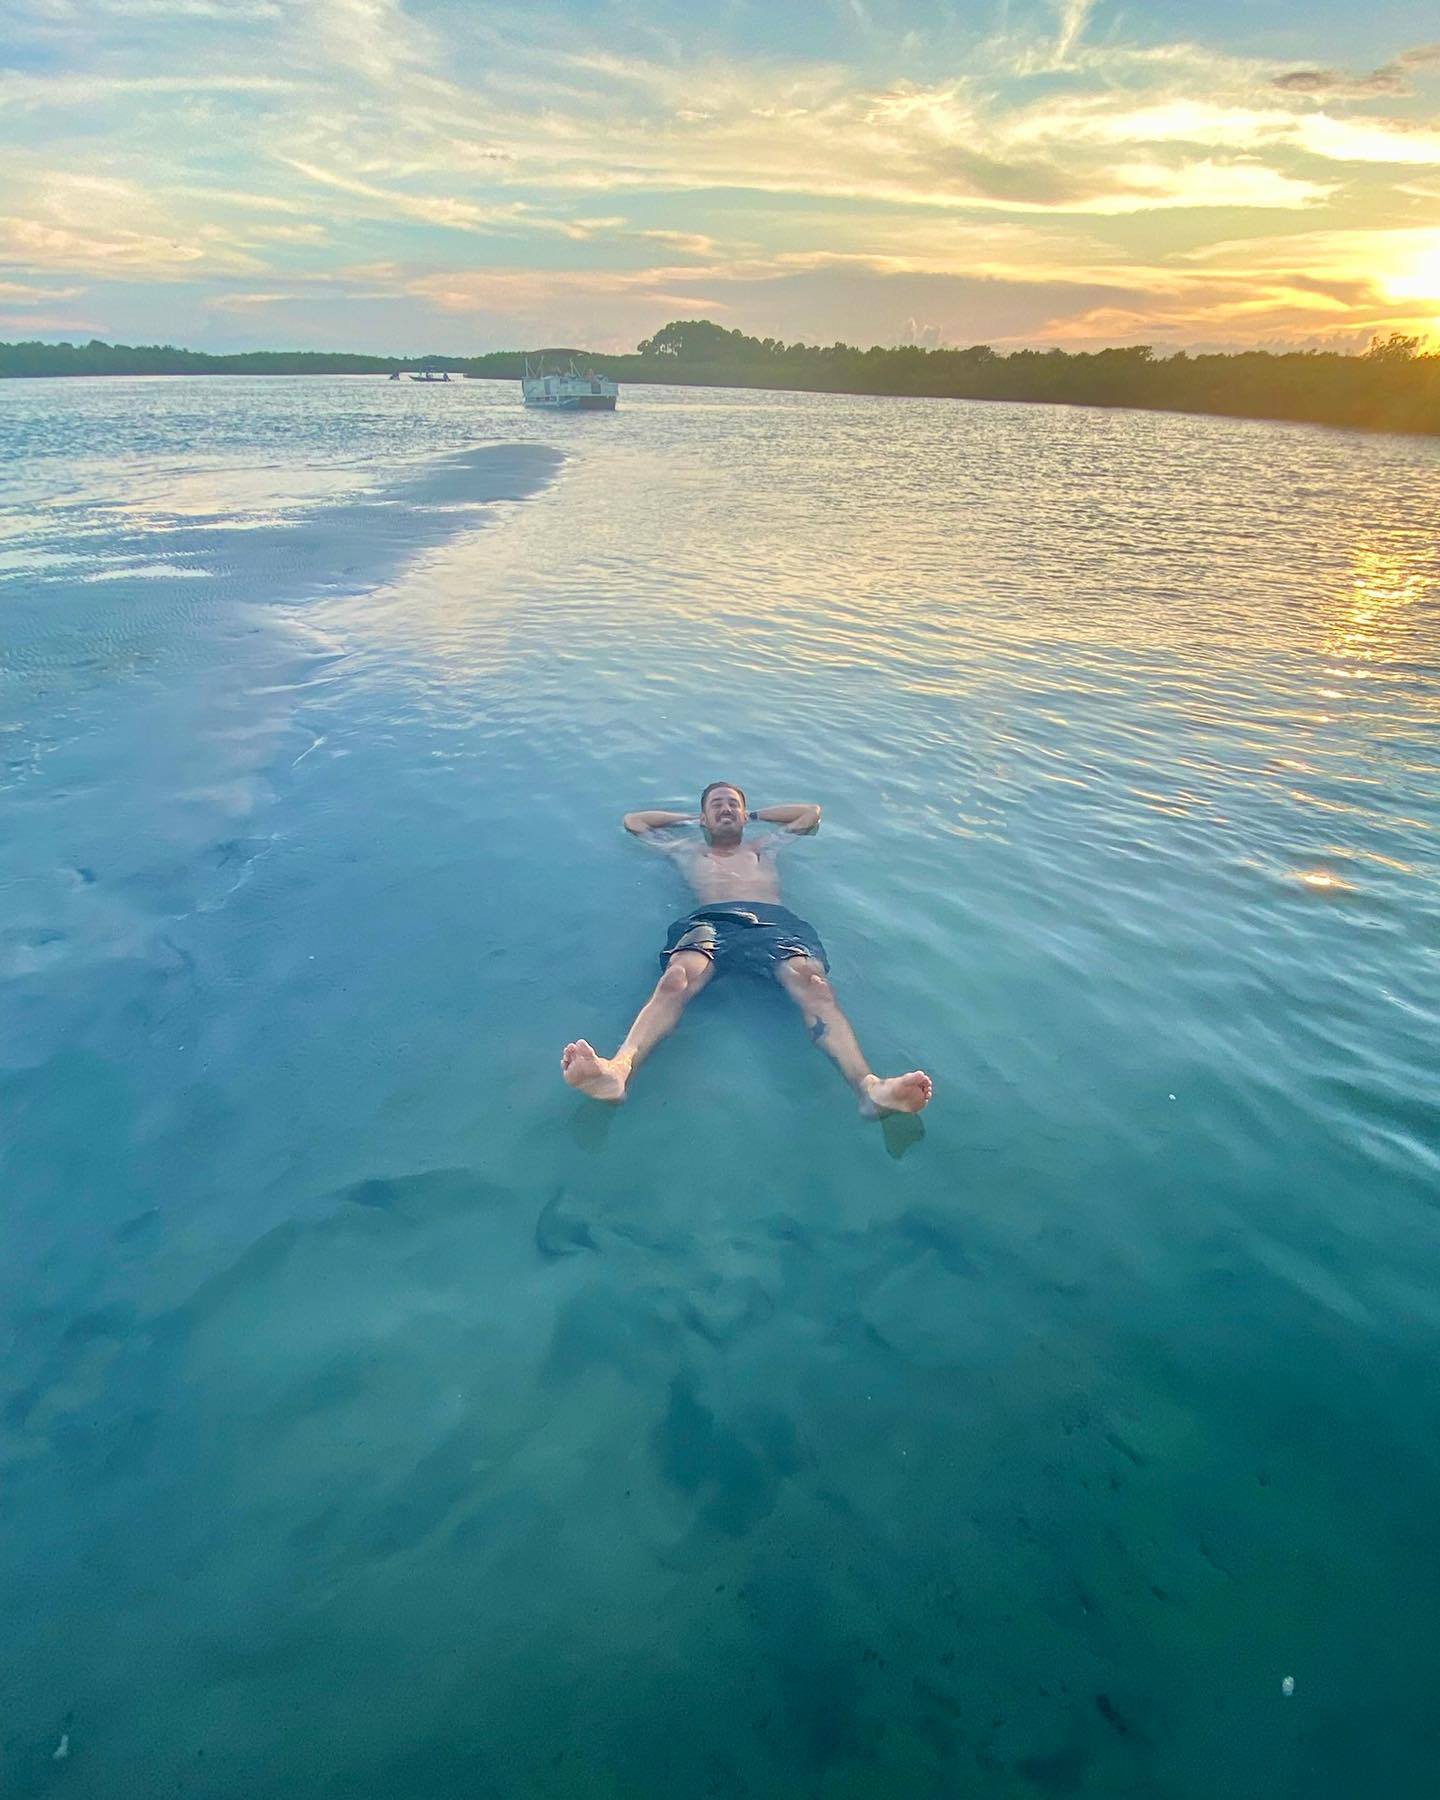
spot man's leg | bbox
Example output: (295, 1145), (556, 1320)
(561, 950), (714, 1102)
(776, 956), (932, 1116)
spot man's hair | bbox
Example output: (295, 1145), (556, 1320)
(700, 780), (747, 813)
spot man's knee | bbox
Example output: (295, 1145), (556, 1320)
(657, 961), (690, 997)
(658, 955), (705, 998)
(784, 957), (832, 1004)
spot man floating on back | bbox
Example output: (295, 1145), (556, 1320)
(560, 782), (933, 1116)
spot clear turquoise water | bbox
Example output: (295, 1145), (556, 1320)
(2, 376), (1438, 1798)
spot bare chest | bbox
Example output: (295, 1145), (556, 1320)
(684, 844), (781, 903)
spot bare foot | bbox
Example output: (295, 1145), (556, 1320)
(859, 1071), (933, 1117)
(561, 1039), (631, 1103)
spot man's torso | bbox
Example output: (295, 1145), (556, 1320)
(675, 837), (783, 905)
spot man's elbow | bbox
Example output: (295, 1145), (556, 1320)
(804, 804), (822, 833)
(622, 812), (645, 835)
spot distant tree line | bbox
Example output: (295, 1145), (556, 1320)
(0, 339), (450, 377)
(3, 322), (1436, 437)
(612, 318), (1440, 436)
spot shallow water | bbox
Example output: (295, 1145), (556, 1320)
(2, 375), (1439, 1798)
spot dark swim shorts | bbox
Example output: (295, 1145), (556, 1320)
(660, 901), (829, 978)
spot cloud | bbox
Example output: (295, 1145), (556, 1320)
(161, 185), (318, 215)
(1271, 67), (1409, 98)
(239, 222), (331, 243)
(0, 214), (266, 275)
(1101, 159), (1329, 211)
(4, 1), (1439, 352)
(304, 0), (437, 88)
(898, 315), (943, 347)
(0, 71), (305, 107)
(0, 15), (1396, 250)
(27, 0), (281, 15)
(0, 279), (84, 300)
(1016, 238), (1439, 346)
(1181, 223), (1440, 281)
(627, 229), (727, 257)
(1000, 91), (1440, 170)
(389, 226), (1401, 351)
(1267, 44), (1440, 98)
(1295, 115), (1440, 164)
(1052, 0), (1095, 68)
(0, 173), (269, 277)
(275, 159), (540, 231)
(392, 263), (745, 352)
(208, 289), (302, 308)
(405, 265), (735, 316)
(270, 55), (1336, 224)
(0, 311), (103, 333)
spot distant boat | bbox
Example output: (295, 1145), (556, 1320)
(409, 370), (451, 383)
(521, 359), (617, 411)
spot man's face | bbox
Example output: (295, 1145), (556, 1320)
(702, 785), (746, 842)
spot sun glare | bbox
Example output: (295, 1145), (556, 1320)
(1379, 242), (1440, 307)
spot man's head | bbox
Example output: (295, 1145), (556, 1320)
(699, 781), (747, 845)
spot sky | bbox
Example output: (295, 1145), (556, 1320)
(3, 0), (1440, 355)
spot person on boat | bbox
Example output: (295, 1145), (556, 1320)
(560, 782), (933, 1116)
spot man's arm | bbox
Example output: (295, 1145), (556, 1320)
(751, 802), (822, 835)
(622, 809), (697, 835)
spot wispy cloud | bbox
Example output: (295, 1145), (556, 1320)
(0, 310), (103, 333)
(0, 216), (264, 278)
(1, 170), (270, 277)
(276, 158), (540, 232)
(1052, 0), (1095, 68)
(1001, 93), (1440, 166)
(305, 0), (434, 88)
(208, 289), (302, 308)
(0, 71), (306, 107)
(0, 278), (84, 300)
(269, 53), (1341, 223)
(30, 0), (281, 16)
